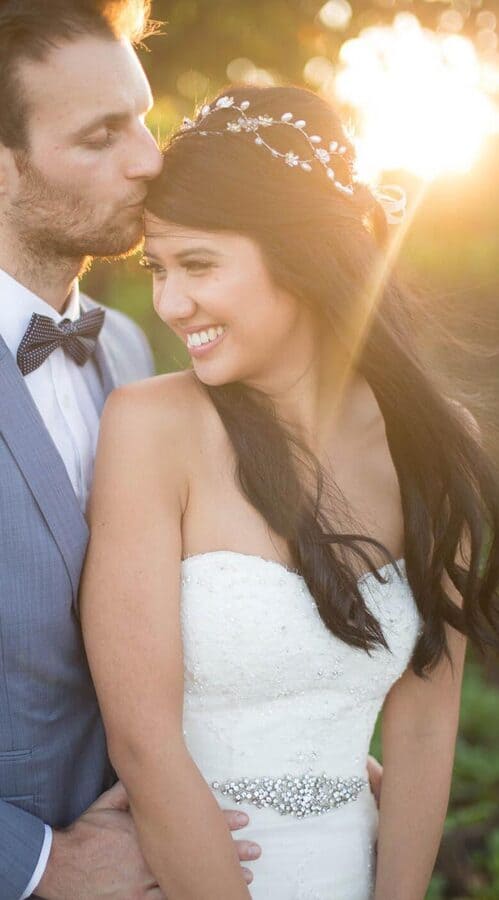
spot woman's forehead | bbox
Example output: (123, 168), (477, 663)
(143, 216), (213, 242)
(143, 217), (255, 256)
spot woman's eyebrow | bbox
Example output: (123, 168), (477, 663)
(142, 246), (222, 261)
(141, 253), (162, 263)
(175, 247), (221, 260)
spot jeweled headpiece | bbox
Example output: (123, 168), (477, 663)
(180, 94), (356, 197)
(179, 95), (406, 224)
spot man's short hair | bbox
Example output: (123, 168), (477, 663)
(0, 1), (155, 149)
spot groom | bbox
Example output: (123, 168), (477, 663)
(0, 2), (263, 897)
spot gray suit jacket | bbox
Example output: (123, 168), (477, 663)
(0, 294), (155, 899)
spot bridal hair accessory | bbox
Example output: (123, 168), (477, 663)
(372, 184), (407, 225)
(180, 95), (407, 224)
(180, 95), (356, 196)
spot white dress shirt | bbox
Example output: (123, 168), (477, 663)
(0, 267), (104, 511)
(0, 267), (105, 898)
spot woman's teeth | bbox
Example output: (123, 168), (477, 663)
(186, 326), (226, 348)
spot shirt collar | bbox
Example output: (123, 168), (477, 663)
(0, 267), (81, 357)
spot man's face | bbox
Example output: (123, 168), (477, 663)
(4, 35), (162, 259)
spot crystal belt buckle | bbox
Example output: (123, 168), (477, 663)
(211, 772), (367, 818)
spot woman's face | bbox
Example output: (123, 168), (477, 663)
(143, 215), (318, 390)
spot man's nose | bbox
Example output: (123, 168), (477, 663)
(127, 123), (163, 181)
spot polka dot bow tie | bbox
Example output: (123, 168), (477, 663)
(17, 307), (106, 376)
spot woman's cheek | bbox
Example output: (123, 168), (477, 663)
(152, 283), (168, 320)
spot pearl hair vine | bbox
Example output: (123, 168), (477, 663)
(180, 94), (356, 197)
(179, 95), (407, 225)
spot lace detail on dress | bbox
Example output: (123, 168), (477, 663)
(179, 550), (422, 899)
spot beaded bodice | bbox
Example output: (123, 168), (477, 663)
(180, 551), (422, 785)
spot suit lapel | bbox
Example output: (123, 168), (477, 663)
(0, 336), (88, 603)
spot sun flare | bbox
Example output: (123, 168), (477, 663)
(329, 13), (498, 184)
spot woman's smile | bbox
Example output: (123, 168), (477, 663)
(184, 325), (227, 355)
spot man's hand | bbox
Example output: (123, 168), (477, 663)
(36, 782), (261, 898)
(367, 754), (383, 807)
(35, 782), (165, 899)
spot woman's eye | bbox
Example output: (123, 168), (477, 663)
(139, 258), (167, 275)
(184, 260), (212, 273)
(138, 258), (211, 275)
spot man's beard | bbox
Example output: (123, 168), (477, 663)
(9, 153), (144, 261)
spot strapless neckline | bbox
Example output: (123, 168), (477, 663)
(179, 546), (419, 898)
(181, 548), (406, 588)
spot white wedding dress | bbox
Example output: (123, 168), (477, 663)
(180, 551), (422, 899)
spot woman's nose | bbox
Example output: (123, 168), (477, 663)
(155, 280), (197, 324)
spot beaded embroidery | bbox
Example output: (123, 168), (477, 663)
(211, 772), (367, 818)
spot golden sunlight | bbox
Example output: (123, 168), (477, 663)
(330, 13), (498, 183)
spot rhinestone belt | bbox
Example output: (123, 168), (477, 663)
(211, 773), (367, 818)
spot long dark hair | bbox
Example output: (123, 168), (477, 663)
(146, 84), (499, 676)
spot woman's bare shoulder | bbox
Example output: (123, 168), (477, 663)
(104, 370), (210, 432)
(95, 372), (214, 516)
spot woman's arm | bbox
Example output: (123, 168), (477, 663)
(79, 382), (250, 900)
(374, 404), (482, 899)
(373, 577), (467, 900)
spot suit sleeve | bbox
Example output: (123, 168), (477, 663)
(134, 322), (155, 378)
(0, 799), (46, 900)
(105, 306), (156, 381)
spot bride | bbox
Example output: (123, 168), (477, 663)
(79, 85), (499, 899)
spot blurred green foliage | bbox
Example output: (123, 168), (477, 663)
(82, 2), (499, 896)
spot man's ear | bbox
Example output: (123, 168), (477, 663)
(0, 146), (7, 196)
(0, 143), (20, 198)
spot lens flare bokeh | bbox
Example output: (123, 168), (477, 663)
(327, 13), (498, 183)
